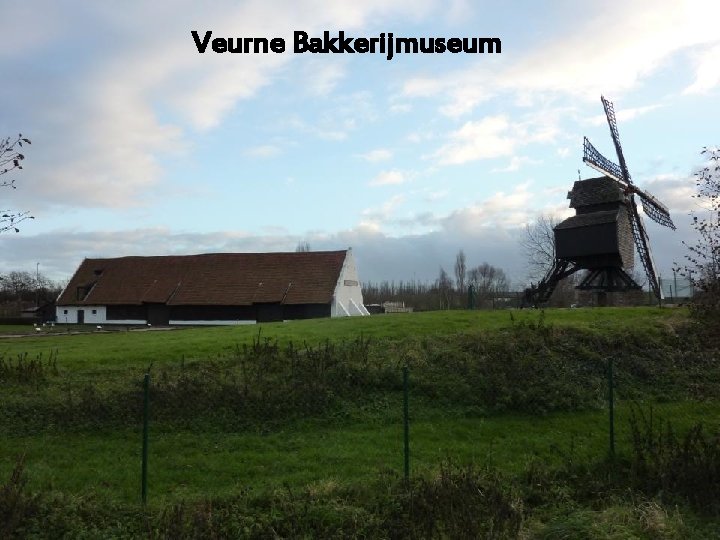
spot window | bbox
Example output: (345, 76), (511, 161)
(92, 309), (97, 315)
(63, 309), (68, 314)
(343, 279), (359, 286)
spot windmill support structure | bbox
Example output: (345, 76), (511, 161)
(522, 260), (578, 307)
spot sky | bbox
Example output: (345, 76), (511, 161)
(1, 0), (719, 288)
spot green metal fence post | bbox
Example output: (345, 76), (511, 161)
(608, 358), (615, 459)
(403, 366), (410, 482)
(142, 373), (150, 505)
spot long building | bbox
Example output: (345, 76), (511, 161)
(56, 249), (369, 325)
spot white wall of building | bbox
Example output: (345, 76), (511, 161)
(331, 249), (369, 317)
(55, 304), (260, 325)
(55, 305), (120, 325)
(55, 306), (148, 325)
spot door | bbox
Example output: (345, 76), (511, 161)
(77, 309), (85, 324)
(146, 303), (170, 326)
(255, 303), (283, 323)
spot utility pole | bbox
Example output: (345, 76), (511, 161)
(35, 262), (40, 308)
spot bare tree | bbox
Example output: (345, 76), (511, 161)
(520, 214), (580, 307)
(436, 267), (453, 310)
(520, 214), (558, 282)
(1, 134), (33, 233)
(0, 269), (62, 319)
(295, 241), (311, 252)
(676, 146), (720, 324)
(468, 262), (509, 308)
(454, 249), (467, 299)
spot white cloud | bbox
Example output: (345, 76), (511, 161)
(588, 104), (661, 126)
(492, 156), (542, 173)
(359, 194), (405, 229)
(443, 183), (534, 230)
(2, 177), (693, 287)
(640, 173), (698, 214)
(284, 91), (377, 142)
(302, 61), (346, 97)
(369, 169), (408, 186)
(438, 86), (493, 118)
(2, 0), (445, 211)
(402, 77), (445, 98)
(407, 131), (434, 144)
(430, 105), (569, 166)
(359, 149), (393, 162)
(433, 116), (515, 165)
(683, 43), (720, 95)
(401, 0), (720, 117)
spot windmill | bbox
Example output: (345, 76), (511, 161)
(524, 96), (675, 306)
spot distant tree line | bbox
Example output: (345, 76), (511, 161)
(0, 270), (64, 316)
(362, 249), (514, 311)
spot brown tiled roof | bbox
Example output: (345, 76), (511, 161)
(58, 251), (347, 306)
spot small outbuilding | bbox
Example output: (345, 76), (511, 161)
(56, 249), (369, 325)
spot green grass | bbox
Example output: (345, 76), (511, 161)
(2, 400), (717, 507)
(0, 307), (685, 370)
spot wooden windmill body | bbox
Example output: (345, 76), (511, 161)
(555, 176), (634, 270)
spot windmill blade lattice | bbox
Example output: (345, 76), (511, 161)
(632, 187), (676, 229)
(583, 137), (624, 183)
(626, 194), (663, 300)
(601, 96), (632, 183)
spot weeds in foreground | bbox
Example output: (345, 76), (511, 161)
(0, 454), (39, 539)
(629, 406), (720, 512)
(2, 454), (711, 539)
(0, 350), (58, 384)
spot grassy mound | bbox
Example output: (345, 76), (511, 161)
(1, 308), (719, 537)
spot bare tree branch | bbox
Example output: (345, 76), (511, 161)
(1, 134), (33, 233)
(676, 146), (720, 323)
(520, 214), (558, 282)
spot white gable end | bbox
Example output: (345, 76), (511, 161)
(331, 248), (369, 317)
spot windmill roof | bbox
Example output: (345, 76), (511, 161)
(57, 251), (347, 306)
(568, 176), (625, 208)
(554, 209), (619, 230)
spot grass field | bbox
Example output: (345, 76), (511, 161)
(2, 307), (719, 538)
(0, 307), (683, 368)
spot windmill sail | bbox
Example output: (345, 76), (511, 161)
(601, 96), (632, 183)
(626, 195), (663, 300)
(590, 96), (672, 302)
(583, 137), (624, 182)
(629, 185), (676, 229)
